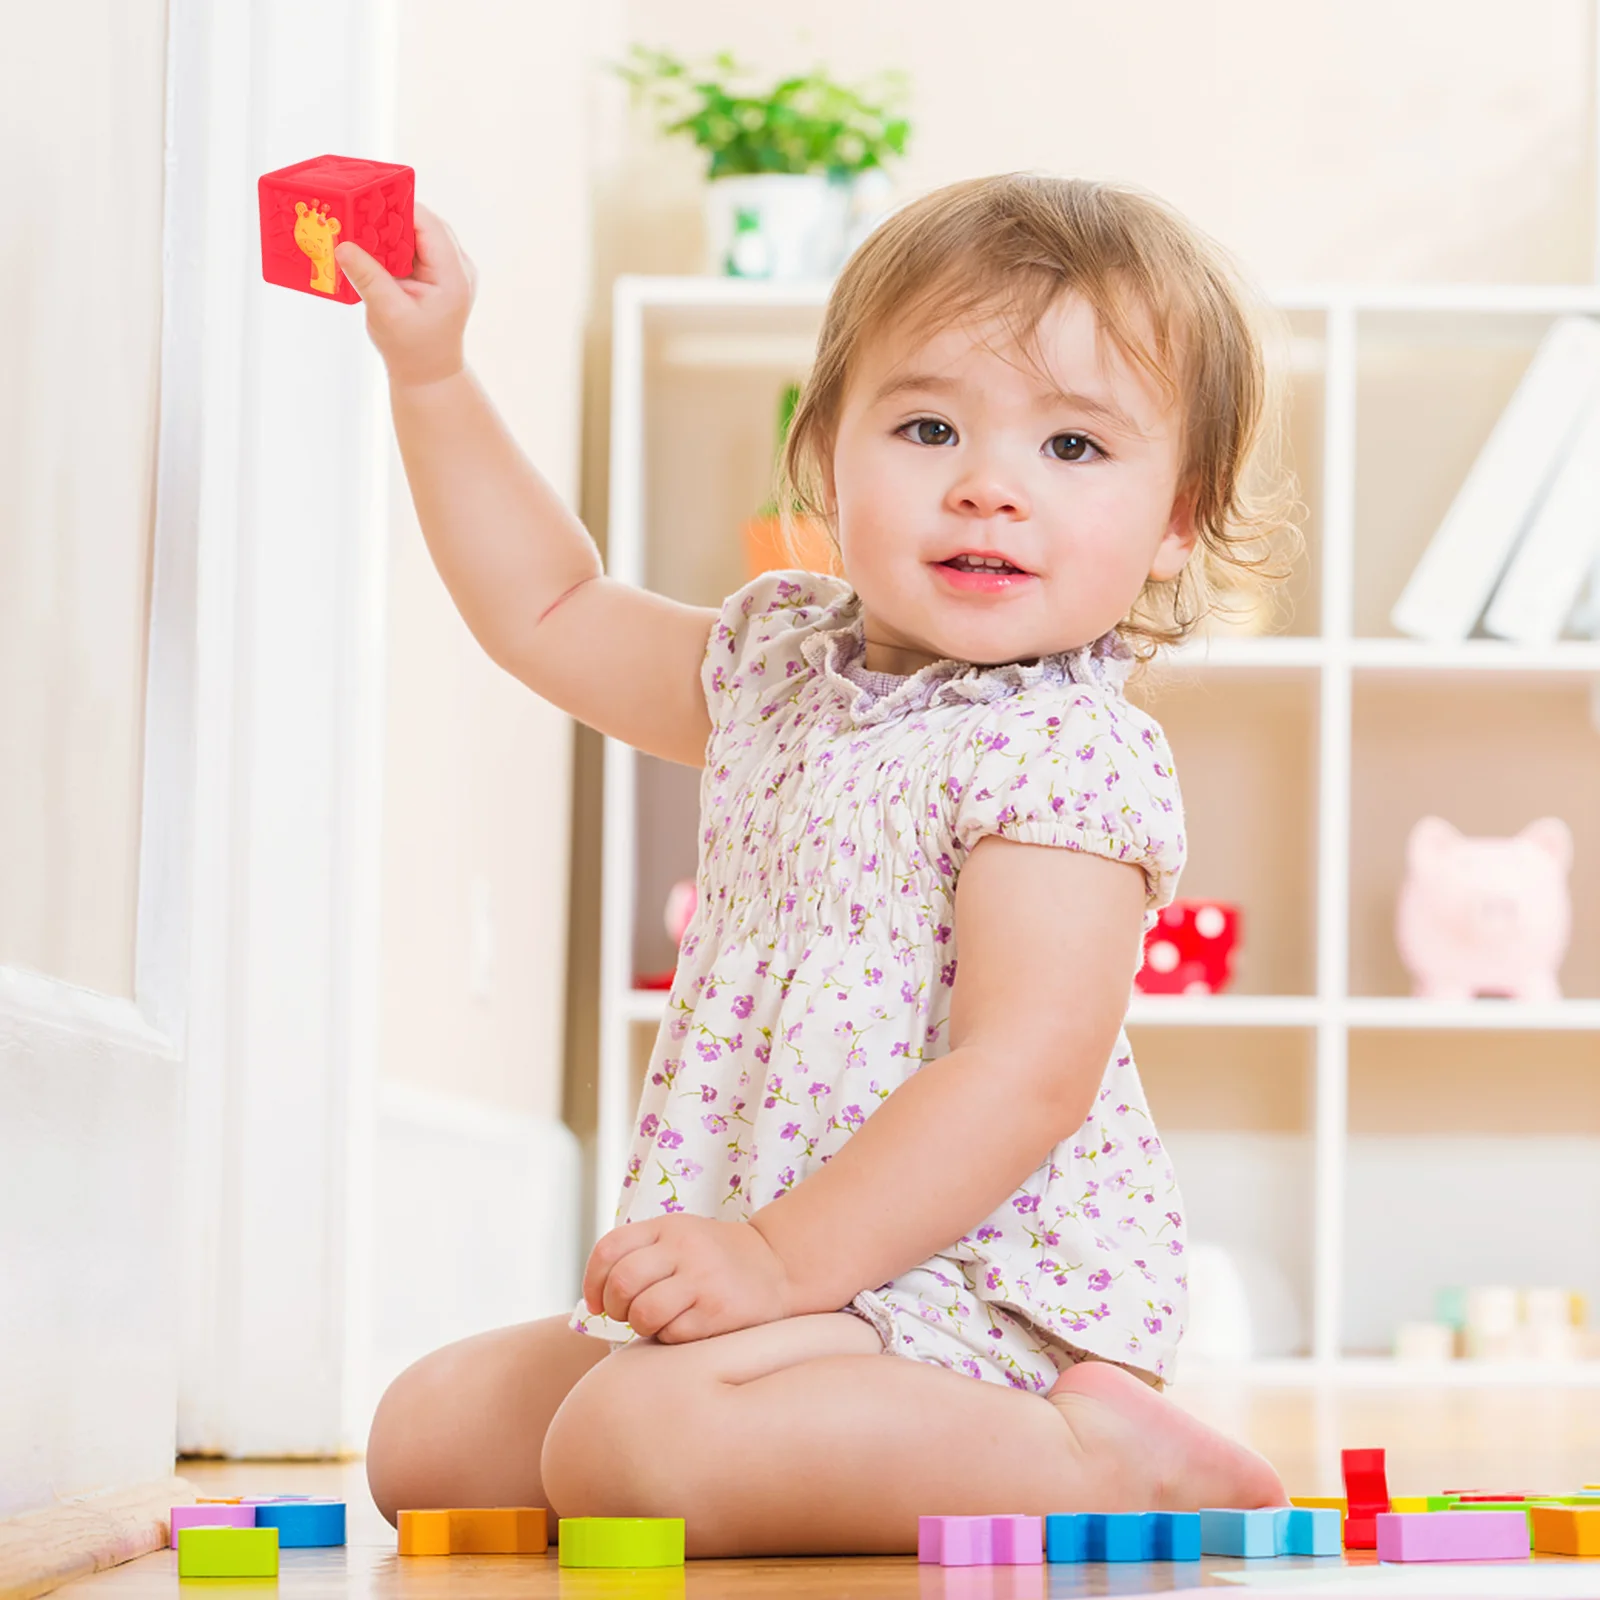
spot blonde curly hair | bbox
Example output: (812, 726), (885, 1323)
(775, 171), (1303, 656)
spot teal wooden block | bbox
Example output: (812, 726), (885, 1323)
(1150, 1510), (1202, 1560)
(1284, 1506), (1341, 1556)
(1200, 1507), (1280, 1558)
(1085, 1512), (1149, 1561)
(1044, 1514), (1088, 1562)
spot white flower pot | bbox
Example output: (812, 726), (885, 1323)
(703, 173), (854, 281)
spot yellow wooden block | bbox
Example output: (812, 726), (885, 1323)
(397, 1509), (452, 1555)
(397, 1507), (547, 1555)
(1390, 1496), (1432, 1514)
(1531, 1506), (1600, 1557)
(1291, 1496), (1347, 1525)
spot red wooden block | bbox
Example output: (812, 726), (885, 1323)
(258, 154), (415, 304)
(1341, 1448), (1392, 1551)
(1136, 900), (1240, 996)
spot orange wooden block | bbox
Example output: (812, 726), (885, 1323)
(195, 1497), (243, 1505)
(397, 1507), (547, 1555)
(1531, 1506), (1600, 1557)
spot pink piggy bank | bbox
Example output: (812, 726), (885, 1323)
(1395, 816), (1573, 1001)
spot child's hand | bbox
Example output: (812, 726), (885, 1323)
(582, 1215), (793, 1343)
(334, 203), (475, 388)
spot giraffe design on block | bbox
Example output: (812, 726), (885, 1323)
(293, 199), (342, 294)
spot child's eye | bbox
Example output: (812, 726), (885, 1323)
(896, 417), (954, 446)
(1048, 433), (1103, 463)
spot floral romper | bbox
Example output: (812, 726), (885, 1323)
(570, 570), (1191, 1388)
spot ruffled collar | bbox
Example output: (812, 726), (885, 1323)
(796, 589), (1136, 728)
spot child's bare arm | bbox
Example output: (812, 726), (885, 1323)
(336, 206), (716, 768)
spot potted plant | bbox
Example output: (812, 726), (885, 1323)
(610, 44), (911, 279)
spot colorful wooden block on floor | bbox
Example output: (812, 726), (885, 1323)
(919, 1516), (1041, 1566)
(1044, 1514), (1087, 1563)
(1389, 1496), (1431, 1514)
(1283, 1507), (1342, 1556)
(254, 1500), (345, 1547)
(169, 1505), (255, 1547)
(397, 1507), (546, 1555)
(1531, 1506), (1600, 1556)
(1376, 1510), (1528, 1562)
(177, 1526), (279, 1578)
(1200, 1508), (1281, 1558)
(1341, 1448), (1391, 1551)
(193, 1497), (242, 1505)
(558, 1518), (685, 1568)
(397, 1509), (452, 1556)
(1086, 1513), (1149, 1562)
(1148, 1511), (1202, 1561)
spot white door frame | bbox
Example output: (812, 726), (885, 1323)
(170, 0), (394, 1456)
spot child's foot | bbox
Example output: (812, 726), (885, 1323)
(1045, 1359), (1286, 1512)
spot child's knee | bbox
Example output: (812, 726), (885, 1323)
(541, 1351), (685, 1517)
(365, 1351), (452, 1523)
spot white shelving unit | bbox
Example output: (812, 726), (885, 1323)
(598, 273), (1600, 1382)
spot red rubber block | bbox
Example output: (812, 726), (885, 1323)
(258, 154), (415, 304)
(1376, 1511), (1529, 1562)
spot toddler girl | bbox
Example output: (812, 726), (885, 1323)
(345, 172), (1293, 1558)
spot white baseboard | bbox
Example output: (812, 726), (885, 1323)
(361, 1083), (583, 1442)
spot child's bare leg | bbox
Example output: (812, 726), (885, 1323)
(366, 1313), (609, 1528)
(541, 1312), (1284, 1558)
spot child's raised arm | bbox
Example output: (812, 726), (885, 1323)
(335, 206), (716, 768)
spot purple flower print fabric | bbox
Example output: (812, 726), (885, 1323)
(569, 570), (1190, 1386)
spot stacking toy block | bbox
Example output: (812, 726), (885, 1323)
(558, 1518), (685, 1568)
(1148, 1511), (1202, 1561)
(258, 155), (415, 305)
(1044, 1514), (1087, 1562)
(193, 1497), (242, 1505)
(1085, 1513), (1149, 1562)
(1531, 1507), (1600, 1555)
(1341, 1448), (1391, 1550)
(1283, 1507), (1342, 1556)
(1390, 1497), (1431, 1514)
(1199, 1508), (1280, 1558)
(254, 1500), (345, 1547)
(397, 1510), (451, 1556)
(168, 1505), (255, 1547)
(176, 1526), (279, 1578)
(989, 1516), (1043, 1564)
(1376, 1510), (1528, 1562)
(397, 1507), (547, 1555)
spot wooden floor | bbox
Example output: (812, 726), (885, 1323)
(51, 1378), (1600, 1598)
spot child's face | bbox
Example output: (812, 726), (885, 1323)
(825, 291), (1196, 674)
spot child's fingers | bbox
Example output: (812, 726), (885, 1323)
(581, 1220), (656, 1313)
(599, 1243), (676, 1326)
(409, 203), (472, 297)
(624, 1276), (698, 1341)
(333, 240), (407, 317)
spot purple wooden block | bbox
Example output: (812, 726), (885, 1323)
(168, 1505), (256, 1548)
(918, 1515), (994, 1566)
(989, 1515), (1044, 1565)
(1376, 1511), (1529, 1563)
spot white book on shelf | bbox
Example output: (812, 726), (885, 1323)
(1482, 394), (1600, 644)
(1390, 314), (1600, 643)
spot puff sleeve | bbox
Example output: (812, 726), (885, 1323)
(700, 568), (852, 740)
(950, 685), (1187, 923)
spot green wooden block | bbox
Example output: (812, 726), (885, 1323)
(1426, 1497), (1454, 1512)
(557, 1517), (684, 1568)
(178, 1526), (279, 1577)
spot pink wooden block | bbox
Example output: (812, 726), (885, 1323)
(1376, 1511), (1529, 1562)
(989, 1515), (1044, 1564)
(169, 1505), (257, 1547)
(918, 1515), (993, 1566)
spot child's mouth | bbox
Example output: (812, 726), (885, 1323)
(935, 557), (1034, 591)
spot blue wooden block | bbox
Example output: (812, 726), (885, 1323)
(253, 1500), (346, 1548)
(1149, 1510), (1202, 1561)
(1200, 1507), (1281, 1558)
(1283, 1506), (1340, 1557)
(1044, 1514), (1088, 1562)
(1085, 1512), (1150, 1562)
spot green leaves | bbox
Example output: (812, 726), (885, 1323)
(610, 44), (912, 179)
